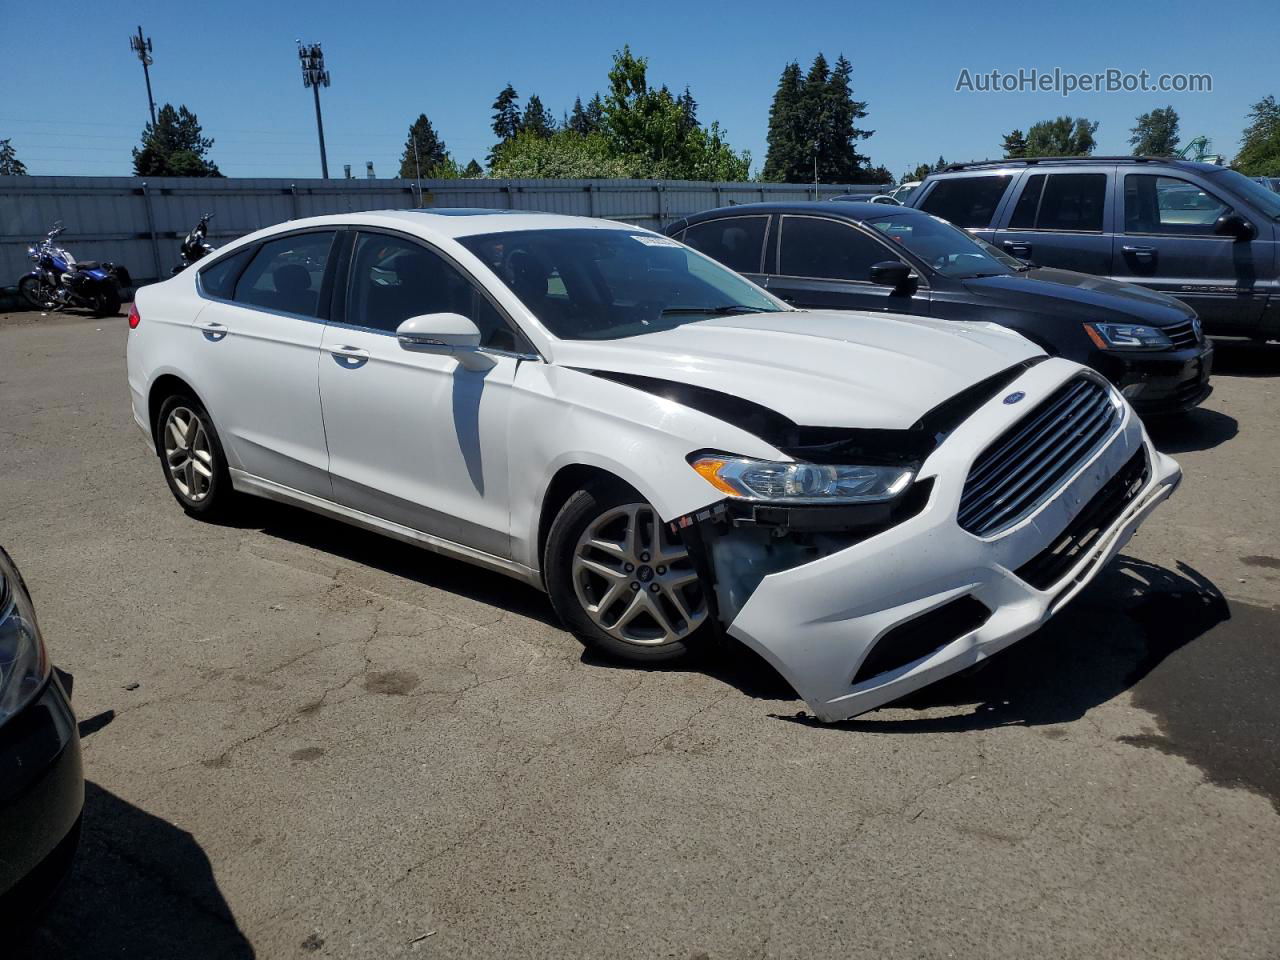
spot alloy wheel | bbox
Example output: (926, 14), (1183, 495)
(571, 502), (706, 646)
(162, 406), (215, 503)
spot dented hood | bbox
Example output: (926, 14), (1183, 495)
(549, 310), (1043, 429)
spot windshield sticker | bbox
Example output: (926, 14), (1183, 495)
(631, 234), (682, 247)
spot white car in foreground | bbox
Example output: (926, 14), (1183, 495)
(127, 210), (1181, 722)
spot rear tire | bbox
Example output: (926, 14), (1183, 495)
(92, 289), (122, 317)
(155, 393), (235, 520)
(544, 482), (709, 664)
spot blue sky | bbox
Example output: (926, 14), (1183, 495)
(2, 0), (1274, 181)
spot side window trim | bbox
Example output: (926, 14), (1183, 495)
(774, 215), (922, 286)
(1121, 173), (1233, 238)
(336, 227), (541, 358)
(196, 227), (340, 323)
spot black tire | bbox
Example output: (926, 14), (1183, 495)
(154, 392), (236, 520)
(544, 482), (710, 664)
(18, 275), (52, 310)
(92, 289), (122, 317)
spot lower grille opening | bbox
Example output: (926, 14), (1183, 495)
(852, 596), (992, 686)
(1015, 447), (1150, 591)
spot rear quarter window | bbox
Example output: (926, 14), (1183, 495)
(197, 247), (254, 300)
(918, 176), (1012, 228)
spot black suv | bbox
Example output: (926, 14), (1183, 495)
(909, 157), (1280, 340)
(666, 202), (1213, 415)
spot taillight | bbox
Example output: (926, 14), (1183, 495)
(128, 303), (140, 329)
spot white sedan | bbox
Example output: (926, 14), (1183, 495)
(126, 210), (1181, 722)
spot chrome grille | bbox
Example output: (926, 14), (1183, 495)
(958, 377), (1120, 537)
(1163, 319), (1199, 350)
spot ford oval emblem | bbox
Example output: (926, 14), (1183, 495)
(1003, 391), (1026, 405)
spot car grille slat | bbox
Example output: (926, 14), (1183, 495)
(958, 377), (1120, 538)
(1163, 319), (1199, 350)
(958, 390), (1110, 523)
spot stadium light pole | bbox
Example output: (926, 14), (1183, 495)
(129, 26), (157, 127)
(297, 41), (331, 179)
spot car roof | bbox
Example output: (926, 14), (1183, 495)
(680, 201), (930, 223)
(239, 208), (642, 241)
(931, 157), (1227, 175)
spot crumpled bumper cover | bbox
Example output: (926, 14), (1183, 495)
(724, 363), (1180, 723)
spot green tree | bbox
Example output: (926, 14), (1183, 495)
(763, 53), (876, 183)
(1235, 95), (1280, 176)
(132, 104), (221, 177)
(1001, 129), (1028, 159)
(489, 84), (521, 163)
(462, 158), (484, 178)
(762, 61), (807, 181)
(1130, 106), (1180, 156)
(0, 138), (27, 175)
(901, 156), (948, 182)
(678, 86), (698, 136)
(522, 94), (557, 138)
(398, 113), (449, 178)
(600, 46), (750, 181)
(1024, 116), (1099, 156)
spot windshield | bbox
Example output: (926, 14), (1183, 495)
(1207, 168), (1280, 220)
(457, 228), (783, 340)
(867, 213), (1021, 278)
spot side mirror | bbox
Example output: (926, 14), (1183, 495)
(396, 313), (494, 370)
(1213, 213), (1257, 242)
(869, 260), (914, 290)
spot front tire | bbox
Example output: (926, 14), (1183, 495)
(18, 276), (53, 310)
(544, 483), (709, 663)
(155, 394), (235, 519)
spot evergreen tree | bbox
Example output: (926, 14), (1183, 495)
(1129, 106), (1180, 156)
(1001, 129), (1028, 159)
(678, 86), (699, 135)
(489, 84), (521, 163)
(1235, 95), (1280, 176)
(522, 94), (557, 138)
(762, 61), (806, 181)
(0, 138), (27, 175)
(463, 158), (483, 177)
(823, 55), (873, 182)
(584, 93), (605, 132)
(133, 104), (221, 177)
(398, 113), (449, 178)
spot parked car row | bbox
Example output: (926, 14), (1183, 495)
(908, 157), (1280, 341)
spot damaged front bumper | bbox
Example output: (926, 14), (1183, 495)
(677, 367), (1180, 723)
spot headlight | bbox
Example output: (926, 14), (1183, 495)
(0, 550), (50, 726)
(1084, 322), (1173, 350)
(690, 455), (914, 504)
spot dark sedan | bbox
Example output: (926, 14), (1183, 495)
(666, 202), (1213, 415)
(0, 546), (82, 940)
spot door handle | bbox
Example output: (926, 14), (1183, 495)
(330, 346), (369, 367)
(1122, 245), (1156, 260)
(1002, 241), (1032, 257)
(199, 321), (228, 342)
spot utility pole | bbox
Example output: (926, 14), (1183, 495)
(129, 26), (156, 127)
(297, 41), (330, 178)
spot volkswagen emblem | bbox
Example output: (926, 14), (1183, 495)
(1003, 391), (1026, 405)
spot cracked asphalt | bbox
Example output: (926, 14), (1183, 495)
(3, 308), (1279, 959)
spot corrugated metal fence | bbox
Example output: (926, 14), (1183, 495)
(0, 175), (888, 287)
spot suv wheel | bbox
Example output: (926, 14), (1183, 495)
(545, 483), (709, 663)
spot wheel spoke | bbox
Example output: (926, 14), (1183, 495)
(586, 537), (627, 560)
(577, 555), (625, 582)
(168, 416), (188, 450)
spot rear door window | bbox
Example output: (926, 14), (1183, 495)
(917, 176), (1012, 227)
(233, 231), (337, 318)
(680, 216), (769, 274)
(1010, 173), (1106, 232)
(778, 217), (894, 281)
(1124, 175), (1231, 235)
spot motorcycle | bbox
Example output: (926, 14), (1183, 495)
(19, 222), (130, 317)
(171, 212), (217, 274)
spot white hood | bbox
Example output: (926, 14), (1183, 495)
(549, 310), (1043, 429)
